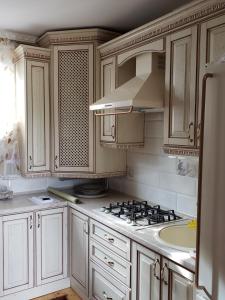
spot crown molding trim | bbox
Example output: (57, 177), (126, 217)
(38, 28), (120, 47)
(98, 0), (225, 58)
(163, 146), (200, 157)
(0, 30), (37, 44)
(14, 44), (51, 62)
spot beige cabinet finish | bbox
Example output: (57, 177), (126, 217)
(161, 258), (194, 300)
(164, 26), (198, 148)
(27, 60), (50, 172)
(36, 208), (67, 285)
(0, 213), (34, 296)
(100, 57), (116, 142)
(70, 209), (89, 299)
(198, 14), (225, 145)
(132, 243), (160, 300)
(39, 29), (126, 178)
(15, 45), (51, 176)
(100, 56), (145, 149)
(89, 262), (130, 300)
(52, 44), (94, 173)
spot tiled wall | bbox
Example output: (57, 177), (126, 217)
(0, 176), (83, 194)
(110, 112), (198, 217)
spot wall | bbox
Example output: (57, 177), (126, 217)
(110, 112), (198, 217)
(0, 176), (83, 194)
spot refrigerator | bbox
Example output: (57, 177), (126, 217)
(196, 59), (225, 300)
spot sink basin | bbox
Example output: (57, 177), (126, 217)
(157, 224), (196, 251)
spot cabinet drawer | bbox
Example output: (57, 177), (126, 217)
(90, 220), (130, 260)
(89, 262), (130, 300)
(90, 239), (131, 287)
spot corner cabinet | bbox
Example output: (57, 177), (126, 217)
(15, 45), (51, 176)
(70, 209), (89, 299)
(164, 26), (198, 156)
(52, 44), (94, 173)
(38, 29), (127, 178)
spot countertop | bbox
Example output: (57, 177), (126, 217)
(0, 189), (196, 272)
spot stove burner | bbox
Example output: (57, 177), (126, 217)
(101, 200), (181, 226)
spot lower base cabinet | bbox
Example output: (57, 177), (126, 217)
(0, 213), (34, 296)
(161, 258), (195, 300)
(89, 262), (130, 300)
(70, 209), (89, 299)
(132, 243), (160, 300)
(0, 207), (68, 298)
(132, 242), (195, 300)
(36, 207), (68, 285)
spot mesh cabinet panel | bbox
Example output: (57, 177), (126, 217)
(58, 49), (89, 168)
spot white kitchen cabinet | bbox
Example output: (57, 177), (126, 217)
(89, 261), (130, 300)
(70, 209), (89, 299)
(36, 207), (67, 285)
(131, 242), (160, 300)
(15, 45), (51, 176)
(100, 57), (116, 142)
(100, 55), (144, 149)
(0, 212), (34, 296)
(161, 258), (195, 300)
(198, 14), (225, 146)
(52, 44), (94, 173)
(164, 26), (198, 150)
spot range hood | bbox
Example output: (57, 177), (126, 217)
(90, 52), (165, 111)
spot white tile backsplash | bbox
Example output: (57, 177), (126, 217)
(0, 176), (82, 194)
(110, 112), (198, 217)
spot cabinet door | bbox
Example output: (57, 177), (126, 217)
(70, 209), (89, 298)
(27, 60), (50, 172)
(198, 15), (225, 145)
(53, 44), (94, 172)
(164, 26), (197, 147)
(0, 213), (33, 296)
(36, 207), (67, 285)
(161, 259), (194, 300)
(100, 57), (116, 142)
(132, 242), (160, 300)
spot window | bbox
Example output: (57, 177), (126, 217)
(0, 39), (20, 178)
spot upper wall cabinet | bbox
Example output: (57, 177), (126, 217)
(100, 56), (145, 149)
(164, 26), (198, 154)
(99, 39), (165, 149)
(198, 15), (225, 146)
(15, 45), (51, 176)
(52, 44), (94, 173)
(38, 29), (126, 178)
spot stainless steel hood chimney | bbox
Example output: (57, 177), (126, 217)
(90, 52), (165, 112)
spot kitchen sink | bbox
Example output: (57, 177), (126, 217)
(157, 223), (196, 251)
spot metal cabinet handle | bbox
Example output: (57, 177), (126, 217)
(161, 263), (168, 285)
(102, 291), (112, 300)
(83, 222), (89, 235)
(37, 213), (41, 228)
(104, 256), (115, 267)
(188, 122), (194, 143)
(29, 215), (33, 229)
(153, 258), (160, 280)
(111, 124), (115, 139)
(55, 155), (58, 169)
(29, 155), (33, 170)
(104, 234), (114, 243)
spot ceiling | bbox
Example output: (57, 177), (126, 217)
(0, 0), (192, 38)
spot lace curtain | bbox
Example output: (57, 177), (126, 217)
(0, 38), (20, 179)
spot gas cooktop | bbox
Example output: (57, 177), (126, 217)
(100, 200), (182, 227)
